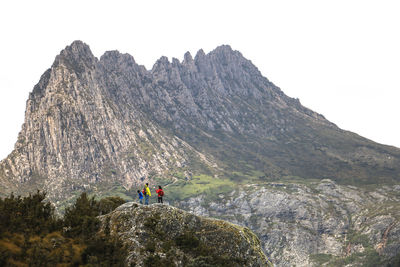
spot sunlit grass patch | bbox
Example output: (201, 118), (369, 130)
(166, 174), (235, 201)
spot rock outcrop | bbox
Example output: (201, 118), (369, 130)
(177, 179), (400, 266)
(99, 202), (271, 266)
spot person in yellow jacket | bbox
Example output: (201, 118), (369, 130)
(143, 183), (151, 205)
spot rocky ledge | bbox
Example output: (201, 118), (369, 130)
(99, 202), (271, 266)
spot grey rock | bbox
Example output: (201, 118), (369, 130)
(177, 182), (400, 266)
(99, 203), (272, 266)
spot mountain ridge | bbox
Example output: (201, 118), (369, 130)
(1, 40), (400, 203)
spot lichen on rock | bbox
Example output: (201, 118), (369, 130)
(99, 202), (272, 266)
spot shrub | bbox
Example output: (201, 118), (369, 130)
(175, 232), (200, 251)
(0, 191), (127, 266)
(63, 192), (100, 239)
(0, 191), (60, 236)
(97, 196), (125, 215)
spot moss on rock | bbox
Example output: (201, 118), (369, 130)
(99, 202), (272, 266)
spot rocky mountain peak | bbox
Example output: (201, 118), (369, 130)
(212, 44), (234, 54)
(98, 50), (140, 75)
(52, 40), (97, 76)
(210, 45), (255, 71)
(194, 48), (206, 61)
(100, 50), (136, 65)
(64, 40), (92, 54)
(183, 51), (194, 64)
(151, 56), (171, 72)
(209, 45), (244, 63)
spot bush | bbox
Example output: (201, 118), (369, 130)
(63, 192), (101, 238)
(0, 191), (60, 236)
(98, 196), (126, 215)
(175, 232), (200, 251)
(63, 193), (125, 238)
(0, 191), (127, 266)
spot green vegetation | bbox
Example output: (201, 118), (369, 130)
(142, 226), (246, 267)
(309, 249), (386, 267)
(78, 181), (136, 206)
(322, 230), (387, 267)
(138, 141), (156, 161)
(132, 207), (263, 266)
(387, 252), (400, 267)
(328, 248), (383, 267)
(363, 200), (400, 221)
(309, 253), (333, 265)
(166, 174), (235, 201)
(0, 191), (60, 236)
(175, 231), (246, 267)
(147, 168), (334, 205)
(95, 183), (135, 202)
(229, 168), (265, 182)
(0, 191), (126, 266)
(175, 232), (200, 251)
(347, 230), (370, 247)
(153, 175), (175, 187)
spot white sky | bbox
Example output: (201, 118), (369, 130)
(0, 0), (399, 160)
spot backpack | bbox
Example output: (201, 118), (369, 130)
(159, 190), (164, 197)
(142, 189), (146, 196)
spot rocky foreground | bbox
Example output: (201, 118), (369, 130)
(99, 202), (272, 266)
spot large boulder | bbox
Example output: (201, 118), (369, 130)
(99, 202), (271, 266)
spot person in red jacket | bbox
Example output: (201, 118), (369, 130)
(155, 186), (164, 204)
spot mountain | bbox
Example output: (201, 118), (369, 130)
(0, 41), (216, 204)
(1, 40), (400, 265)
(1, 40), (399, 204)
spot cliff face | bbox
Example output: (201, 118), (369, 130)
(177, 179), (400, 266)
(0, 41), (217, 203)
(99, 202), (271, 267)
(1, 40), (400, 204)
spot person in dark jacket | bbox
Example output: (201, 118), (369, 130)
(137, 190), (144, 204)
(155, 186), (164, 203)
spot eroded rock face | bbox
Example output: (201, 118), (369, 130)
(99, 202), (271, 267)
(177, 179), (400, 266)
(2, 40), (400, 204)
(0, 41), (217, 203)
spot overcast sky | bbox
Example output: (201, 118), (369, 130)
(0, 0), (399, 160)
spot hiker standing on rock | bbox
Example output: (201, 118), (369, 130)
(155, 186), (164, 203)
(143, 183), (151, 205)
(137, 190), (144, 204)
